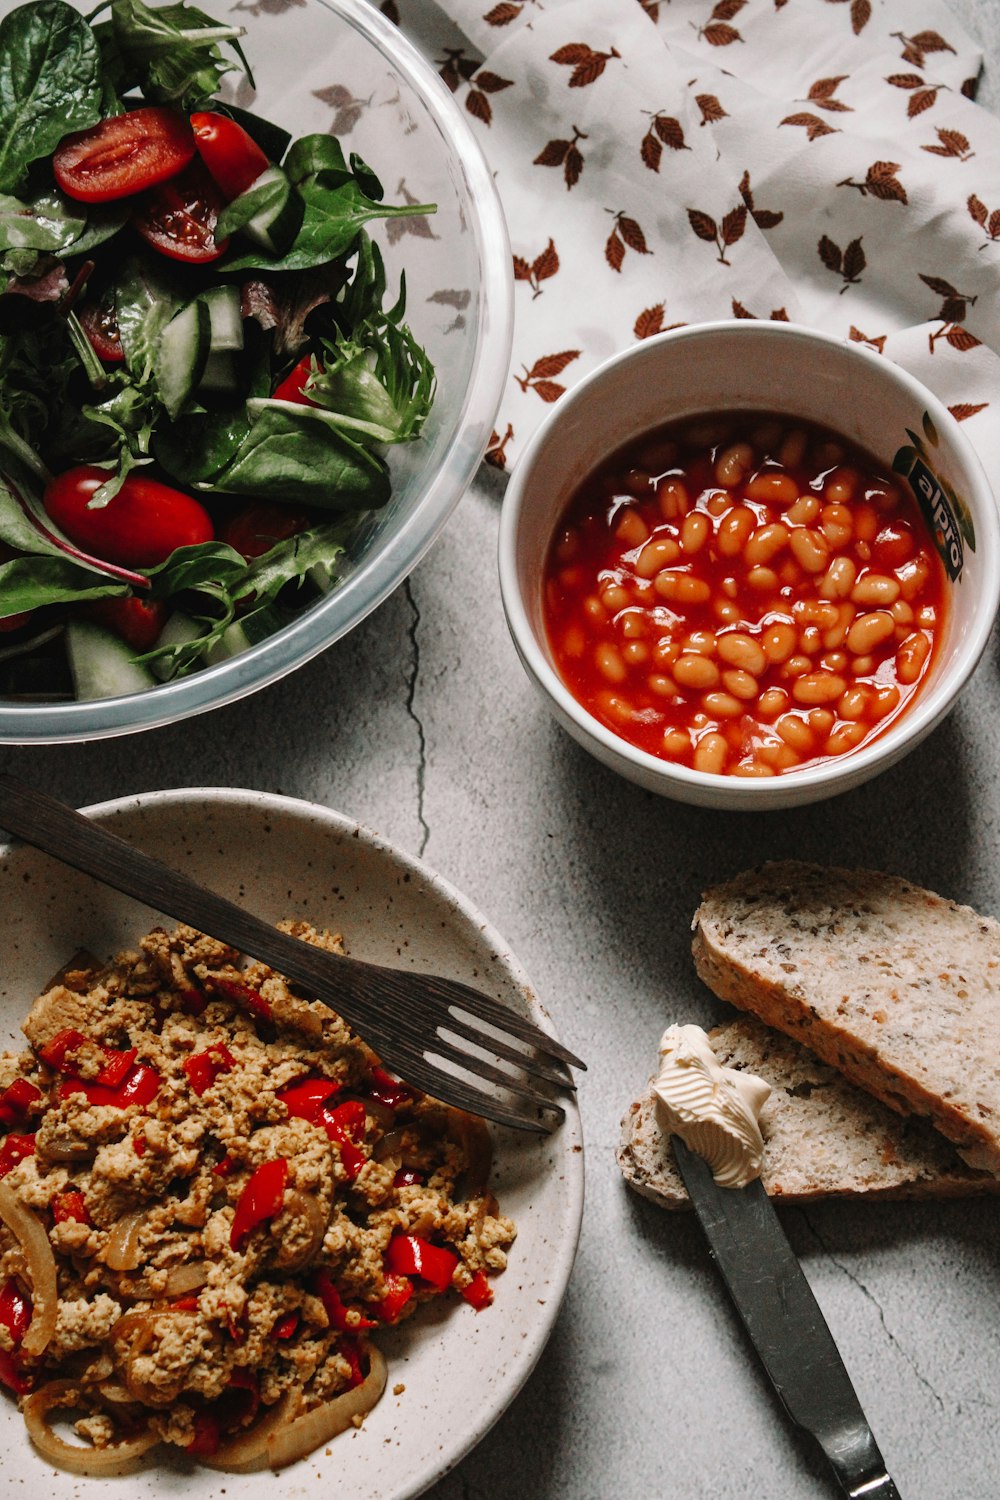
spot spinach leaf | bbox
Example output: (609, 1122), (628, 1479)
(0, 189), (85, 252)
(153, 407), (252, 486)
(113, 255), (182, 381)
(221, 176), (435, 274)
(101, 0), (250, 111)
(197, 405), (390, 509)
(0, 555), (128, 615)
(0, 0), (103, 193)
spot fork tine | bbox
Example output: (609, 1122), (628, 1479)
(428, 1032), (566, 1114)
(437, 1012), (576, 1087)
(372, 1042), (557, 1132)
(413, 975), (585, 1069)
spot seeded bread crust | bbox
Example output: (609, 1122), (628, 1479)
(618, 1015), (1000, 1208)
(691, 861), (1000, 1175)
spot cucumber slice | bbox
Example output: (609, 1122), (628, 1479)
(198, 350), (239, 398)
(65, 620), (156, 701)
(202, 285), (244, 353)
(215, 166), (303, 257)
(155, 299), (211, 421)
(204, 605), (286, 665)
(148, 611), (204, 681)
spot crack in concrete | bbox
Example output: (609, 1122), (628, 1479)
(800, 1211), (945, 1413)
(404, 578), (430, 857)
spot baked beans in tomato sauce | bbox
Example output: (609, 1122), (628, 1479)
(543, 413), (947, 778)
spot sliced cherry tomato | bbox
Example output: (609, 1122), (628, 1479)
(43, 467), (214, 570)
(271, 355), (316, 406)
(86, 595), (169, 652)
(0, 612), (32, 632)
(220, 502), (314, 561)
(190, 111), (270, 200)
(78, 298), (124, 363)
(53, 108), (195, 203)
(132, 160), (230, 263)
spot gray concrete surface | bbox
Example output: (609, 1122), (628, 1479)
(3, 2), (1000, 1496)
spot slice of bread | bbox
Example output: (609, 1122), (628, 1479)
(618, 1015), (1000, 1208)
(692, 861), (1000, 1174)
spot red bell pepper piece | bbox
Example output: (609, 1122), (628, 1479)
(0, 1078), (41, 1126)
(182, 1043), (236, 1096)
(368, 1272), (413, 1324)
(314, 1270), (376, 1332)
(133, 1134), (147, 1156)
(384, 1233), (458, 1293)
(272, 1311), (298, 1340)
(0, 1348), (31, 1394)
(186, 1411), (221, 1455)
(277, 1076), (341, 1121)
(319, 1099), (367, 1180)
(95, 1046), (137, 1088)
(459, 1270), (494, 1310)
(172, 1295), (200, 1311)
(367, 1066), (413, 1111)
(0, 1278), (32, 1343)
(59, 1062), (160, 1110)
(393, 1167), (424, 1188)
(38, 1028), (90, 1073)
(0, 1133), (34, 1178)
(207, 976), (272, 1021)
(52, 1190), (90, 1225)
(229, 1157), (287, 1251)
(179, 985), (206, 1016)
(212, 1155), (234, 1177)
(339, 1334), (365, 1389)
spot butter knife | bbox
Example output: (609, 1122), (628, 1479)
(672, 1137), (902, 1500)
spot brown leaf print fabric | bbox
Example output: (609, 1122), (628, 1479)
(391, 0), (1000, 482)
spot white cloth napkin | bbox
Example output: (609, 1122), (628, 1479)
(395, 0), (1000, 483)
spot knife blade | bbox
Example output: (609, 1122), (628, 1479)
(671, 1136), (903, 1500)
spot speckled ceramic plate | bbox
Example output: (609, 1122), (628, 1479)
(0, 789), (584, 1499)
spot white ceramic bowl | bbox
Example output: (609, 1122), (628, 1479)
(498, 321), (1000, 810)
(0, 789), (583, 1498)
(0, 0), (513, 744)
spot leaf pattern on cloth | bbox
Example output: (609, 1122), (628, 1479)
(387, 0), (1000, 482)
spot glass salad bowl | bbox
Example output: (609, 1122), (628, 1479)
(0, 0), (513, 744)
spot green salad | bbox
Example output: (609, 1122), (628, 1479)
(0, 0), (435, 701)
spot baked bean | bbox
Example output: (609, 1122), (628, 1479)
(718, 632), (767, 674)
(786, 495), (820, 526)
(839, 685), (870, 720)
(693, 731), (729, 774)
(761, 622), (798, 663)
(851, 573), (900, 606)
(776, 714), (814, 752)
(789, 528), (830, 574)
(635, 536), (680, 577)
(820, 504), (853, 549)
(819, 556), (856, 600)
(715, 442), (755, 488)
(746, 565), (779, 593)
(792, 672), (847, 705)
(655, 570), (711, 604)
(846, 610), (895, 655)
(674, 653), (720, 690)
(722, 668), (759, 701)
(778, 428), (807, 468)
(596, 642), (626, 683)
(702, 692), (743, 718)
(758, 687), (789, 718)
(657, 477), (690, 520)
(544, 412), (946, 779)
(718, 506), (755, 556)
(826, 722), (866, 755)
(824, 466), (859, 503)
(896, 631), (930, 685)
(601, 583), (631, 612)
(681, 511), (711, 555)
(745, 471), (800, 506)
(614, 507), (650, 546)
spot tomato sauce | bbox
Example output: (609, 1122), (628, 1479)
(543, 412), (948, 778)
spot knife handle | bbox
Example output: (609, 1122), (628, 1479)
(813, 1409), (902, 1499)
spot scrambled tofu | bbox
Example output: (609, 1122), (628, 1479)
(0, 924), (515, 1470)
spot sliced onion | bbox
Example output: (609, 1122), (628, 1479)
(23, 1380), (159, 1475)
(103, 1211), (145, 1271)
(0, 1181), (57, 1356)
(450, 1110), (493, 1194)
(163, 1262), (209, 1297)
(275, 1193), (327, 1271)
(264, 1345), (387, 1470)
(200, 1388), (302, 1474)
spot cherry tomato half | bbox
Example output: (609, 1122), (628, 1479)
(132, 162), (230, 264)
(86, 595), (169, 651)
(43, 468), (215, 569)
(53, 108), (195, 204)
(78, 298), (123, 364)
(190, 112), (270, 201)
(272, 355), (317, 406)
(220, 502), (313, 560)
